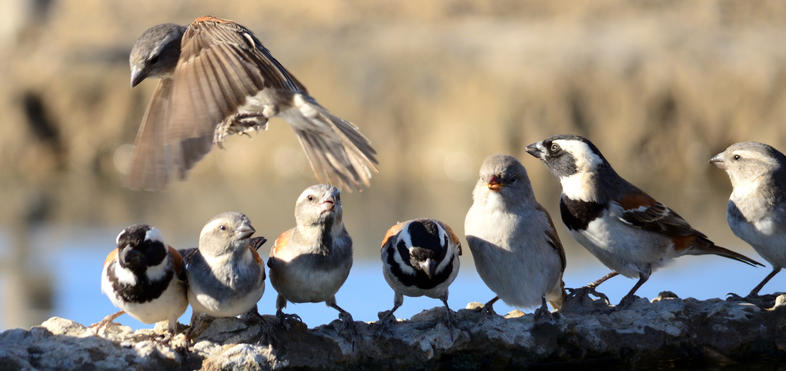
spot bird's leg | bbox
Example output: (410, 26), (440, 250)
(440, 296), (456, 329)
(588, 271), (619, 289)
(88, 310), (125, 335)
(440, 296), (458, 342)
(533, 297), (552, 321)
(327, 297), (358, 349)
(245, 305), (277, 345)
(275, 294), (303, 329)
(477, 296), (499, 316)
(748, 267), (781, 298)
(618, 273), (650, 308)
(376, 293), (403, 335)
(185, 311), (213, 344)
(567, 271), (618, 304)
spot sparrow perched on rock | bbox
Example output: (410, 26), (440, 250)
(464, 155), (566, 316)
(185, 212), (267, 338)
(268, 184), (353, 328)
(526, 135), (763, 306)
(128, 16), (377, 191)
(95, 224), (187, 337)
(379, 218), (461, 325)
(711, 141), (786, 297)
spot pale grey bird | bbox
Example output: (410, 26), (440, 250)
(128, 16), (377, 191)
(379, 218), (461, 324)
(185, 212), (267, 339)
(268, 184), (353, 329)
(526, 135), (763, 307)
(711, 141), (786, 297)
(464, 155), (566, 316)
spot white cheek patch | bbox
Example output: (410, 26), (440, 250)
(145, 255), (170, 281)
(555, 139), (603, 172)
(145, 227), (164, 245)
(114, 264), (138, 286)
(560, 172), (597, 202)
(391, 224), (416, 275)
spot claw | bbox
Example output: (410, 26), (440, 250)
(617, 294), (639, 309)
(276, 310), (304, 330)
(567, 286), (611, 305)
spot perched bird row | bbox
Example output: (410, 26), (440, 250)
(111, 15), (783, 341)
(94, 136), (785, 340)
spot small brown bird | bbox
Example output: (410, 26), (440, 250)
(128, 16), (378, 190)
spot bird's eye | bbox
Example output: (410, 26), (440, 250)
(733, 154), (741, 160)
(147, 54), (159, 64)
(510, 178), (518, 184)
(219, 225), (226, 231)
(550, 143), (561, 153)
(307, 195), (314, 201)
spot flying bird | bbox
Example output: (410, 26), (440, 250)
(128, 16), (377, 190)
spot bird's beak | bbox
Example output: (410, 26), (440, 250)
(485, 175), (502, 191)
(320, 194), (337, 212)
(525, 142), (544, 159)
(130, 66), (144, 88)
(235, 223), (256, 240)
(425, 258), (438, 279)
(709, 153), (726, 169)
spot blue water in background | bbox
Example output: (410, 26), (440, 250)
(47, 243), (784, 330)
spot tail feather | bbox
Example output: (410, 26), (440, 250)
(689, 238), (764, 267)
(284, 95), (378, 191)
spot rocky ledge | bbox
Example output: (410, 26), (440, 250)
(2, 292), (786, 370)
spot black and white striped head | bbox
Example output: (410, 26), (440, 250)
(525, 135), (609, 179)
(475, 154), (535, 202)
(711, 141), (786, 190)
(295, 184), (343, 228)
(129, 23), (186, 87)
(383, 219), (461, 287)
(115, 224), (167, 275)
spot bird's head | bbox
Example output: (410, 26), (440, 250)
(294, 184), (343, 228)
(710, 141), (786, 190)
(199, 211), (256, 256)
(129, 23), (186, 87)
(115, 224), (167, 274)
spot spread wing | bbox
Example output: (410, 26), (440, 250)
(167, 16), (304, 142)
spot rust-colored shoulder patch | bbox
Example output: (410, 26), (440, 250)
(381, 222), (407, 250)
(617, 191), (657, 210)
(104, 249), (118, 270)
(192, 15), (233, 24)
(272, 228), (294, 257)
(249, 246), (264, 265)
(168, 246), (185, 276)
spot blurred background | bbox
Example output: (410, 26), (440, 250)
(1, 0), (786, 330)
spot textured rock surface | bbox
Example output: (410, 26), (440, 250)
(2, 292), (785, 370)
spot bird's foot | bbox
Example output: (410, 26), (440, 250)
(726, 292), (747, 302)
(375, 310), (398, 336)
(276, 311), (305, 331)
(335, 312), (359, 350)
(617, 294), (639, 309)
(567, 286), (611, 305)
(533, 306), (554, 321)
